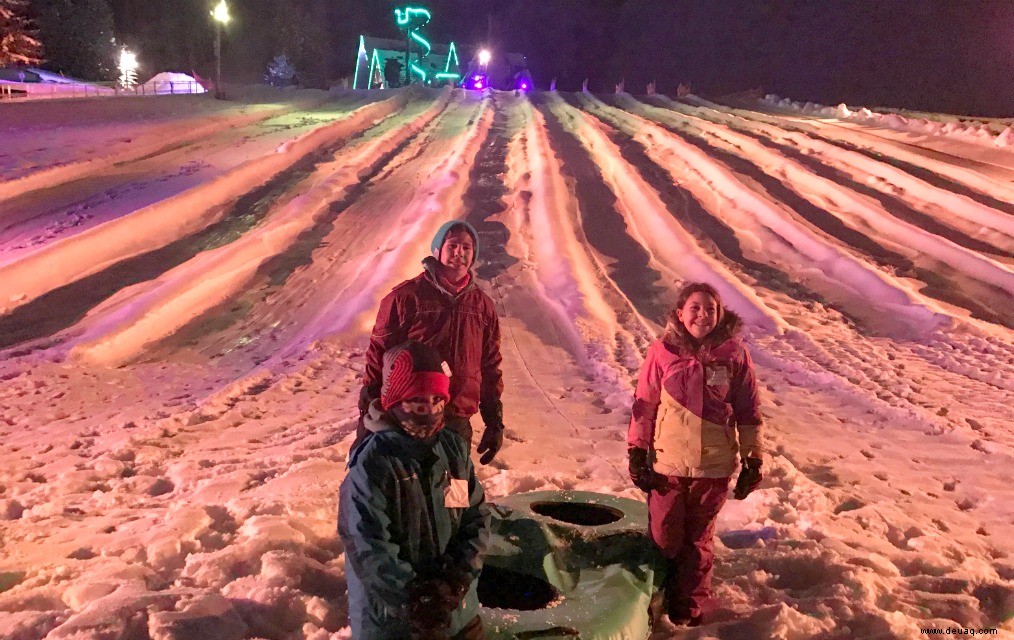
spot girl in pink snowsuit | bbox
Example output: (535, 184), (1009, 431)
(627, 282), (765, 626)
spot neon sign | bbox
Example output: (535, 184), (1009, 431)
(395, 6), (432, 84)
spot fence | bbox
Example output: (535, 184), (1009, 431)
(0, 81), (207, 101)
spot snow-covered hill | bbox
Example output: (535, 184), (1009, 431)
(1, 88), (1011, 639)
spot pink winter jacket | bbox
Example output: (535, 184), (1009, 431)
(628, 311), (764, 478)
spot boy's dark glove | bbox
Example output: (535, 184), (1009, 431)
(733, 457), (763, 499)
(477, 401), (505, 465)
(476, 426), (503, 465)
(628, 447), (668, 493)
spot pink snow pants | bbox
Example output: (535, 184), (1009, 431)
(647, 476), (730, 618)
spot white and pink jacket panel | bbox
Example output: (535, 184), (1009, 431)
(628, 336), (764, 478)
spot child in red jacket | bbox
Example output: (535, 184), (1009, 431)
(627, 282), (765, 627)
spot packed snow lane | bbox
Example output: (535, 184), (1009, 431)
(131, 90), (490, 382)
(0, 90), (1012, 640)
(69, 94), (453, 368)
(0, 94), (392, 268)
(574, 94), (953, 337)
(506, 99), (655, 397)
(543, 93), (785, 333)
(746, 95), (1014, 174)
(0, 93), (319, 196)
(661, 97), (1014, 242)
(601, 95), (1014, 328)
(0, 92), (426, 346)
(680, 96), (1014, 209)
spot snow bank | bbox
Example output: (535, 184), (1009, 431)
(763, 94), (1014, 150)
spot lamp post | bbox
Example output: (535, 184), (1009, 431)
(211, 0), (230, 99)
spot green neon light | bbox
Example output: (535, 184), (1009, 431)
(435, 72), (459, 79)
(410, 31), (431, 56)
(444, 41), (459, 73)
(366, 49), (376, 90)
(410, 62), (427, 82)
(353, 35), (367, 90)
(394, 6), (431, 26)
(366, 48), (384, 89)
(394, 5), (433, 86)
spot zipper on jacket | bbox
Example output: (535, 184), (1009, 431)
(420, 457), (445, 549)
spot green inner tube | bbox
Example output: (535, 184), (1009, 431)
(479, 491), (666, 640)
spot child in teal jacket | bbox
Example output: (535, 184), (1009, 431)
(339, 341), (489, 639)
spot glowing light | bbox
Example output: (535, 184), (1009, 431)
(395, 5), (432, 85)
(367, 48), (384, 89)
(394, 6), (431, 27)
(445, 42), (459, 73)
(409, 31), (432, 56)
(468, 74), (486, 90)
(118, 49), (138, 88)
(478, 49), (491, 66)
(353, 35), (367, 90)
(410, 62), (427, 83)
(211, 0), (230, 24)
(210, 0), (229, 99)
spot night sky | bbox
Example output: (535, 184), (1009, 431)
(102, 0), (1013, 116)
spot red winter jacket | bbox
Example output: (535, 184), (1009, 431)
(628, 311), (764, 478)
(364, 258), (503, 420)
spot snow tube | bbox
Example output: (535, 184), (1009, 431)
(479, 491), (666, 640)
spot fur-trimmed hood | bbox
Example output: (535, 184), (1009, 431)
(663, 309), (744, 353)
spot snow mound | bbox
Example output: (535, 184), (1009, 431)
(141, 72), (207, 95)
(995, 127), (1014, 148)
(763, 94), (1012, 148)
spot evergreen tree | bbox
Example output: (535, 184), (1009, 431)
(35, 0), (116, 80)
(273, 0), (328, 87)
(0, 0), (43, 66)
(265, 53), (295, 87)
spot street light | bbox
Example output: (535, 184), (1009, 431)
(211, 0), (230, 99)
(478, 49), (491, 66)
(118, 49), (138, 90)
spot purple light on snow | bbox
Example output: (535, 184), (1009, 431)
(473, 77), (485, 89)
(520, 81), (529, 90)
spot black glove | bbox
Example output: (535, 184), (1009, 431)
(358, 385), (376, 417)
(443, 564), (473, 601)
(733, 457), (763, 499)
(477, 401), (505, 465)
(628, 447), (668, 493)
(408, 576), (462, 639)
(476, 426), (503, 465)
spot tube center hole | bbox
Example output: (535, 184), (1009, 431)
(530, 501), (623, 526)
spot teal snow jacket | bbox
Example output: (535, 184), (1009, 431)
(338, 401), (489, 640)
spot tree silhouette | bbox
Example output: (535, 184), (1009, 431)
(35, 0), (116, 80)
(0, 0), (43, 67)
